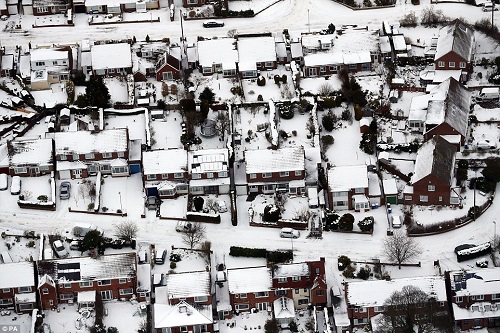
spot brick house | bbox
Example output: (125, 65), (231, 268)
(327, 165), (370, 211)
(403, 135), (459, 206)
(244, 146), (306, 195)
(32, 0), (69, 15)
(415, 77), (471, 147)
(155, 271), (211, 305)
(345, 276), (449, 330)
(91, 43), (132, 77)
(237, 36), (277, 79)
(227, 266), (288, 313)
(8, 138), (54, 177)
(53, 128), (130, 179)
(155, 50), (182, 81)
(188, 148), (230, 195)
(37, 252), (137, 310)
(0, 262), (36, 313)
(271, 259), (327, 309)
(447, 268), (500, 330)
(154, 301), (213, 333)
(434, 20), (474, 83)
(198, 39), (238, 77)
(142, 149), (189, 198)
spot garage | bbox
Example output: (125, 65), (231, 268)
(58, 170), (71, 180)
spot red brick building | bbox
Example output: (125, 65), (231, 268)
(434, 20), (475, 83)
(345, 276), (449, 330)
(327, 165), (370, 212)
(188, 148), (230, 195)
(8, 138), (54, 177)
(155, 270), (212, 306)
(403, 136), (459, 206)
(271, 259), (328, 309)
(154, 301), (213, 333)
(142, 149), (189, 198)
(37, 253), (138, 310)
(54, 128), (130, 179)
(0, 262), (36, 313)
(245, 146), (306, 195)
(447, 268), (500, 330)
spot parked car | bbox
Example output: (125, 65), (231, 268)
(476, 139), (497, 150)
(10, 176), (21, 195)
(203, 20), (224, 28)
(170, 253), (181, 262)
(217, 200), (228, 213)
(0, 173), (8, 191)
(52, 240), (69, 258)
(483, 3), (498, 11)
(391, 215), (402, 228)
(280, 227), (300, 238)
(146, 196), (158, 210)
(176, 221), (192, 232)
(69, 240), (81, 251)
(155, 248), (167, 264)
(59, 181), (71, 199)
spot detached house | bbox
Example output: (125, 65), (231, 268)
(30, 47), (72, 91)
(53, 128), (129, 179)
(403, 135), (458, 206)
(91, 43), (132, 76)
(237, 36), (277, 78)
(271, 259), (327, 309)
(244, 146), (305, 195)
(155, 48), (182, 81)
(8, 138), (54, 177)
(227, 266), (283, 313)
(0, 262), (36, 313)
(37, 252), (137, 310)
(188, 148), (230, 195)
(346, 276), (448, 330)
(197, 39), (238, 77)
(434, 20), (475, 82)
(447, 268), (500, 330)
(143, 149), (188, 198)
(327, 165), (370, 211)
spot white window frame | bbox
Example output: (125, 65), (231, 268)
(438, 61), (445, 67)
(460, 62), (466, 69)
(428, 185), (435, 192)
(449, 61), (455, 68)
(174, 173), (183, 179)
(294, 170), (302, 176)
(419, 195), (428, 202)
(194, 295), (208, 302)
(119, 288), (133, 296)
(249, 173), (257, 179)
(280, 171), (289, 177)
(79, 281), (92, 288)
(102, 152), (112, 158)
(98, 280), (111, 286)
(207, 172), (214, 179)
(262, 172), (272, 178)
(456, 296), (463, 302)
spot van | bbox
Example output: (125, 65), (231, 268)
(307, 187), (319, 208)
(477, 87), (500, 100)
(73, 222), (103, 237)
(280, 227), (300, 238)
(155, 248), (167, 264)
(392, 215), (402, 228)
(483, 3), (498, 11)
(10, 176), (21, 195)
(0, 173), (7, 190)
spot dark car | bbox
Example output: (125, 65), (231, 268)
(203, 20), (224, 28)
(146, 196), (158, 210)
(170, 253), (181, 262)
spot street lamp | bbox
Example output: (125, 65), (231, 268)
(118, 191), (123, 217)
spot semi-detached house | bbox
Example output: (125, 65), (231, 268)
(0, 262), (36, 313)
(8, 138), (54, 177)
(142, 149), (189, 198)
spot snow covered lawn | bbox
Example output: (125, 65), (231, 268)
(150, 110), (184, 149)
(0, 233), (40, 262)
(241, 72), (295, 102)
(43, 305), (95, 333)
(100, 173), (145, 217)
(103, 301), (147, 332)
(159, 195), (187, 219)
(104, 77), (129, 105)
(17, 175), (52, 202)
(33, 14), (70, 27)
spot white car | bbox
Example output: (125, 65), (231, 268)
(217, 200), (228, 213)
(52, 240), (69, 258)
(280, 227), (300, 238)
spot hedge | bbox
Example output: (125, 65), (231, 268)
(229, 246), (293, 263)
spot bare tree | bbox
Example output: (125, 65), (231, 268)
(200, 240), (212, 266)
(215, 110), (230, 141)
(181, 222), (206, 250)
(318, 82), (334, 96)
(227, 29), (238, 38)
(114, 220), (139, 243)
(382, 230), (422, 269)
(374, 285), (452, 333)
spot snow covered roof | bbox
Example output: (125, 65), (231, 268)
(78, 290), (96, 303)
(15, 292), (36, 303)
(227, 266), (272, 294)
(54, 128), (128, 155)
(238, 37), (277, 64)
(452, 302), (500, 320)
(0, 262), (35, 289)
(449, 268), (500, 297)
(137, 263), (151, 293)
(435, 20), (474, 62)
(346, 276), (447, 307)
(382, 178), (398, 196)
(304, 52), (343, 67)
(290, 42), (303, 58)
(30, 48), (69, 63)
(245, 146), (305, 174)
(164, 271), (210, 299)
(9, 138), (53, 166)
(335, 29), (380, 54)
(368, 172), (381, 197)
(301, 34), (334, 49)
(154, 301), (212, 329)
(197, 38), (238, 69)
(1, 54), (14, 70)
(91, 43), (132, 70)
(327, 165), (368, 191)
(392, 34), (407, 52)
(142, 149), (187, 175)
(412, 135), (456, 185)
(379, 36), (391, 54)
(37, 252), (136, 282)
(274, 297), (295, 319)
(81, 51), (92, 67)
(274, 262), (309, 278)
(188, 148), (229, 174)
